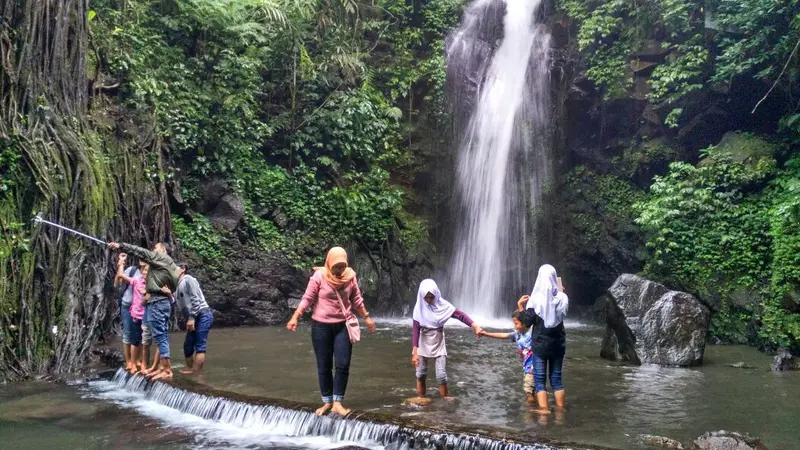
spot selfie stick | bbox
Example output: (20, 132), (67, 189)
(32, 212), (108, 246)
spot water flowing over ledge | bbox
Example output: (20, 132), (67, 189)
(102, 369), (605, 450)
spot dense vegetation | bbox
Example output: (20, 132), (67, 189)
(557, 0), (800, 350)
(0, 0), (459, 381)
(0, 0), (797, 380)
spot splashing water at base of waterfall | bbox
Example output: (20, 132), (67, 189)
(447, 0), (553, 322)
(82, 369), (560, 450)
(86, 375), (378, 449)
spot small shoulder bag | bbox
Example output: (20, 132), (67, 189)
(332, 284), (361, 344)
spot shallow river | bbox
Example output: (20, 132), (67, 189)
(1, 319), (798, 449)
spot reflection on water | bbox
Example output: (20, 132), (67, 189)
(0, 381), (192, 449)
(179, 320), (799, 449)
(1, 320), (798, 450)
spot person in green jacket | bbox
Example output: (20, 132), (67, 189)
(109, 241), (180, 380)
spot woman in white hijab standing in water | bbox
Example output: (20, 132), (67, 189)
(518, 264), (569, 414)
(411, 279), (483, 403)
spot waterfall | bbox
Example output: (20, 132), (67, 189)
(98, 369), (572, 450)
(446, 0), (552, 320)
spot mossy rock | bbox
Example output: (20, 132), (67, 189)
(699, 132), (778, 168)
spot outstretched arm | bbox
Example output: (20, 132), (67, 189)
(452, 309), (483, 336)
(479, 331), (513, 340)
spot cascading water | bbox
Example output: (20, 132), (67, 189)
(446, 0), (553, 320)
(87, 369), (570, 450)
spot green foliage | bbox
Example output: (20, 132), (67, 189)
(611, 138), (682, 180)
(0, 143), (22, 192)
(647, 40), (708, 105)
(636, 136), (800, 348)
(761, 158), (800, 347)
(558, 0), (800, 129)
(171, 214), (223, 263)
(555, 166), (648, 288)
(88, 0), (445, 267)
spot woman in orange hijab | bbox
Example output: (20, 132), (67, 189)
(287, 247), (376, 416)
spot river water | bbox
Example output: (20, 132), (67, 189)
(1, 319), (798, 449)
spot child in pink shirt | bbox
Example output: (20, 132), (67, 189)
(118, 264), (148, 372)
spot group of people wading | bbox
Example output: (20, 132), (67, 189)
(287, 247), (569, 416)
(109, 243), (567, 415)
(109, 241), (214, 381)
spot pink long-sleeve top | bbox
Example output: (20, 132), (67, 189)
(297, 270), (365, 323)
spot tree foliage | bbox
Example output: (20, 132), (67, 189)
(0, 0), (460, 379)
(559, 0), (800, 126)
(636, 134), (800, 349)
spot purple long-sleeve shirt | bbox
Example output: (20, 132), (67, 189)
(412, 309), (474, 348)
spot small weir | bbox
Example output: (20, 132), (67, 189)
(103, 369), (594, 450)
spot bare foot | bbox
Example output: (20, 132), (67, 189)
(145, 369), (162, 379)
(535, 407), (552, 415)
(441, 396), (456, 402)
(179, 368), (195, 375)
(151, 370), (173, 381)
(315, 403), (332, 416)
(331, 402), (352, 416)
(125, 363), (136, 373)
(526, 394), (537, 405)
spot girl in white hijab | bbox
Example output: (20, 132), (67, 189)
(411, 279), (483, 402)
(519, 264), (568, 413)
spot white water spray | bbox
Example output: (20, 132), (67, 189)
(447, 0), (552, 321)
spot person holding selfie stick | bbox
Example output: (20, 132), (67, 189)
(517, 264), (569, 414)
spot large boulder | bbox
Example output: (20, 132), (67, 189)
(195, 176), (245, 231)
(690, 431), (768, 450)
(770, 348), (796, 371)
(600, 274), (710, 366)
(182, 240), (308, 327)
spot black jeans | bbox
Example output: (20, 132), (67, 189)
(311, 320), (353, 403)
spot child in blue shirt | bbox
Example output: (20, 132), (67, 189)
(480, 309), (536, 404)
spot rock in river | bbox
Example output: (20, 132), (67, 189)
(691, 430), (768, 450)
(600, 274), (710, 366)
(770, 348), (796, 371)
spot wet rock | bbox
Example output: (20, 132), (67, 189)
(690, 431), (768, 450)
(641, 434), (684, 449)
(601, 274), (710, 366)
(581, 296), (607, 323)
(727, 361), (756, 370)
(195, 176), (244, 231)
(91, 347), (125, 368)
(770, 348), (796, 371)
(185, 241), (308, 327)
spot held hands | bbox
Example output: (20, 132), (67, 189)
(108, 242), (120, 251)
(160, 285), (172, 296)
(471, 323), (484, 338)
